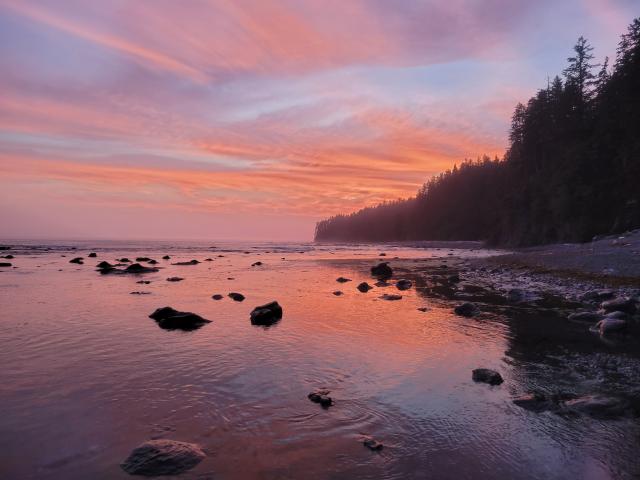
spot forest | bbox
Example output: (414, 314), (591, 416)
(315, 18), (640, 246)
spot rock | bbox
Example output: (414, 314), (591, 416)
(69, 257), (84, 264)
(601, 297), (637, 314)
(125, 263), (158, 273)
(166, 277), (183, 282)
(362, 436), (383, 451)
(454, 302), (478, 317)
(417, 307), (430, 312)
(228, 292), (245, 302)
(96, 261), (115, 271)
(308, 389), (333, 407)
(380, 294), (402, 301)
(379, 252), (386, 256)
(148, 307), (210, 331)
(357, 282), (373, 293)
(211, 294), (224, 300)
(567, 311), (603, 323)
(580, 289), (615, 302)
(2, 254), (14, 259)
(136, 257), (152, 262)
(172, 259), (200, 266)
(147, 259), (158, 264)
(88, 252), (97, 258)
(119, 258), (131, 263)
(593, 317), (627, 335)
(0, 262), (12, 267)
(371, 262), (392, 279)
(120, 439), (205, 476)
(130, 291), (151, 295)
(472, 368), (503, 385)
(251, 261), (263, 266)
(162, 255), (171, 260)
(396, 279), (412, 290)
(374, 280), (389, 287)
(605, 310), (628, 319)
(563, 395), (627, 418)
(333, 291), (343, 296)
(137, 280), (151, 284)
(0, 246), (10, 250)
(250, 301), (282, 326)
(336, 277), (351, 283)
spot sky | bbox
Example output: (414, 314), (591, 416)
(0, 0), (637, 241)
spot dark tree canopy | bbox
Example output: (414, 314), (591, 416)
(315, 18), (640, 246)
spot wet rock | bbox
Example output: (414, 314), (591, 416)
(0, 262), (12, 267)
(605, 310), (628, 319)
(336, 277), (351, 283)
(593, 317), (627, 335)
(204, 258), (213, 262)
(162, 255), (171, 260)
(69, 257), (84, 264)
(172, 259), (200, 266)
(374, 280), (389, 287)
(228, 292), (245, 302)
(136, 257), (152, 262)
(371, 262), (393, 279)
(148, 306), (210, 330)
(137, 280), (151, 284)
(454, 302), (478, 317)
(166, 277), (184, 282)
(357, 282), (373, 293)
(120, 439), (205, 476)
(2, 254), (14, 259)
(580, 289), (615, 302)
(396, 279), (412, 290)
(308, 389), (333, 407)
(333, 291), (343, 296)
(250, 301), (282, 326)
(601, 297), (637, 314)
(0, 246), (10, 250)
(211, 294), (224, 300)
(362, 436), (383, 451)
(251, 261), (263, 266)
(88, 252), (97, 258)
(96, 261), (115, 272)
(567, 311), (603, 323)
(147, 259), (158, 264)
(379, 252), (386, 256)
(380, 294), (402, 301)
(119, 258), (131, 263)
(563, 395), (627, 418)
(472, 368), (503, 385)
(125, 263), (158, 274)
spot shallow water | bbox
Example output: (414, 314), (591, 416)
(1, 241), (639, 479)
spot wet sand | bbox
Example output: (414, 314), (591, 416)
(0, 240), (639, 479)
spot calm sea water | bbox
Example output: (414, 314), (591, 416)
(0, 240), (638, 479)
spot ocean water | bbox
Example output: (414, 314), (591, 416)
(0, 240), (638, 479)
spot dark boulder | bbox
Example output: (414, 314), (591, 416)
(148, 306), (210, 331)
(119, 258), (131, 263)
(380, 294), (402, 301)
(162, 255), (171, 260)
(172, 259), (200, 266)
(357, 282), (373, 293)
(0, 262), (12, 267)
(454, 302), (478, 317)
(0, 246), (10, 250)
(396, 279), (412, 290)
(333, 291), (343, 296)
(204, 258), (213, 262)
(211, 294), (224, 300)
(3, 254), (14, 259)
(336, 277), (351, 283)
(251, 261), (263, 266)
(88, 252), (97, 258)
(125, 263), (158, 274)
(228, 292), (245, 302)
(472, 368), (503, 385)
(308, 389), (333, 408)
(166, 277), (184, 282)
(136, 257), (152, 262)
(69, 257), (84, 264)
(136, 280), (151, 284)
(371, 262), (392, 279)
(120, 439), (205, 476)
(601, 297), (637, 314)
(147, 259), (158, 264)
(593, 317), (627, 335)
(250, 301), (282, 326)
(96, 261), (115, 270)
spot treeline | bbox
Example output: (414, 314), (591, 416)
(315, 18), (640, 245)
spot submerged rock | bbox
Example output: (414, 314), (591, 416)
(228, 292), (245, 302)
(125, 263), (158, 274)
(69, 257), (84, 264)
(308, 389), (333, 407)
(601, 297), (637, 314)
(96, 261), (115, 271)
(211, 294), (224, 300)
(371, 262), (392, 279)
(396, 279), (412, 290)
(119, 258), (132, 263)
(333, 290), (343, 296)
(88, 252), (97, 258)
(120, 439), (205, 476)
(172, 259), (200, 266)
(380, 294), (402, 301)
(250, 301), (282, 326)
(162, 255), (171, 260)
(362, 436), (383, 451)
(136, 280), (151, 284)
(454, 302), (478, 317)
(149, 306), (210, 330)
(2, 254), (14, 259)
(166, 277), (184, 282)
(357, 282), (373, 293)
(472, 368), (503, 385)
(251, 261), (263, 266)
(336, 277), (351, 283)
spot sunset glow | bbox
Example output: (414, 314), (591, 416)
(0, 0), (635, 240)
